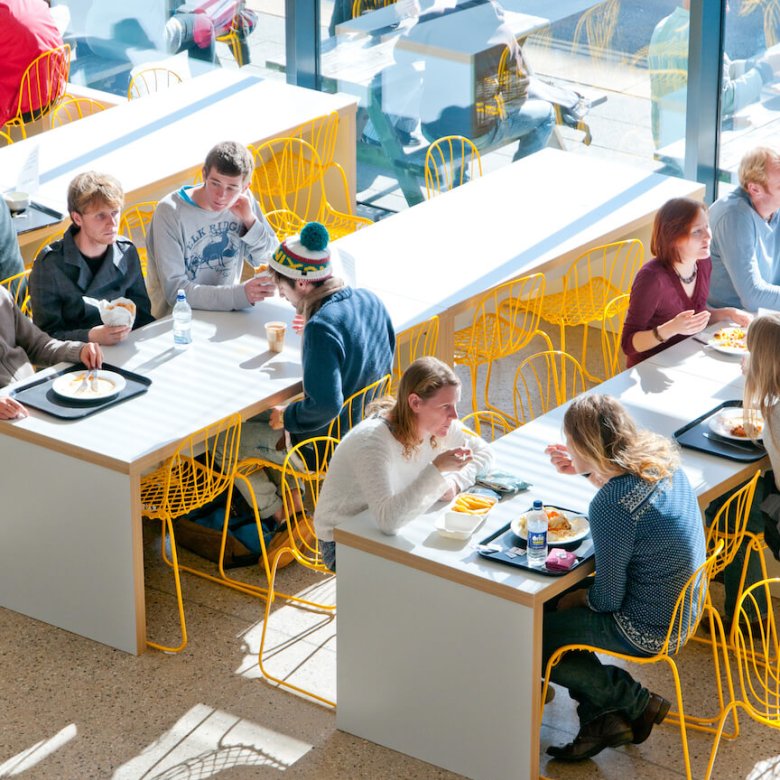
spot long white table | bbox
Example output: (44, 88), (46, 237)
(0, 300), (303, 654)
(334, 148), (705, 358)
(334, 337), (766, 780)
(1, 69), (357, 259)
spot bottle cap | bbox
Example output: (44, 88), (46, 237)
(532, 500), (543, 510)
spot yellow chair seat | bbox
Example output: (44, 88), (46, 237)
(453, 312), (507, 367)
(539, 277), (622, 327)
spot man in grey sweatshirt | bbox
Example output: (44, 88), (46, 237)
(145, 140), (278, 319)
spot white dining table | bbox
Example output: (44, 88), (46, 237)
(334, 147), (705, 357)
(1, 69), (357, 259)
(0, 298), (303, 654)
(334, 335), (766, 780)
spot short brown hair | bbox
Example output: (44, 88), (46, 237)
(67, 171), (123, 215)
(739, 146), (780, 190)
(204, 141), (254, 181)
(650, 197), (707, 269)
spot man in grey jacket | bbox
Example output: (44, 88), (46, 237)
(0, 287), (102, 419)
(145, 140), (278, 319)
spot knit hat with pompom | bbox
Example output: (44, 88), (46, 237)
(270, 222), (333, 281)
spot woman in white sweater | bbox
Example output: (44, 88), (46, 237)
(314, 357), (494, 570)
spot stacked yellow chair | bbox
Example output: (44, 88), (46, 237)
(250, 136), (372, 241)
(453, 272), (550, 414)
(2, 44), (70, 139)
(512, 349), (586, 426)
(424, 135), (483, 198)
(542, 542), (732, 780)
(257, 436), (339, 706)
(536, 239), (644, 382)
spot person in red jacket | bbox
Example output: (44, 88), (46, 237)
(0, 0), (64, 127)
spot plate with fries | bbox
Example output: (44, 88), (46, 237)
(511, 506), (590, 548)
(436, 493), (497, 540)
(707, 326), (748, 356)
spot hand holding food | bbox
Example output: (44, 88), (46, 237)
(88, 324), (129, 345)
(544, 443), (577, 475)
(433, 446), (473, 472)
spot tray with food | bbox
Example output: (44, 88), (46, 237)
(435, 492), (498, 540)
(707, 326), (748, 356)
(476, 505), (594, 576)
(674, 400), (766, 462)
(10, 363), (151, 419)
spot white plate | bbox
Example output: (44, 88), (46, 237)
(707, 408), (764, 441)
(435, 512), (487, 540)
(52, 370), (126, 401)
(511, 508), (590, 545)
(707, 327), (748, 356)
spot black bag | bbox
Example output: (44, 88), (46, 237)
(173, 489), (277, 569)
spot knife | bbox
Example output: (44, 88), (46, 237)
(702, 431), (761, 452)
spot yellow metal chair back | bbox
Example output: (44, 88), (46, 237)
(50, 96), (106, 127)
(119, 201), (157, 277)
(140, 413), (243, 652)
(542, 541), (732, 780)
(251, 137), (372, 240)
(0, 130), (14, 147)
(30, 227), (67, 268)
(391, 315), (439, 393)
(424, 135), (483, 198)
(327, 374), (392, 440)
(258, 436), (339, 707)
(460, 410), (513, 441)
(538, 238), (644, 382)
(2, 44), (70, 139)
(600, 292), (630, 379)
(215, 6), (247, 67)
(704, 577), (780, 780)
(0, 269), (32, 317)
(453, 272), (551, 414)
(571, 0), (619, 59)
(127, 68), (184, 100)
(512, 350), (586, 426)
(352, 0), (397, 16)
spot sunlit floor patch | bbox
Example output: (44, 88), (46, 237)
(112, 704), (312, 779)
(748, 755), (780, 780)
(0, 724), (77, 777)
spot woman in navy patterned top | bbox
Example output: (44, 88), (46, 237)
(542, 394), (705, 762)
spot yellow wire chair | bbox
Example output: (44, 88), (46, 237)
(704, 577), (780, 780)
(127, 67), (184, 100)
(2, 44), (70, 139)
(30, 227), (67, 268)
(453, 272), (552, 415)
(391, 315), (439, 393)
(542, 541), (732, 780)
(0, 269), (32, 317)
(600, 292), (630, 379)
(0, 130), (14, 147)
(424, 135), (483, 198)
(216, 5), (249, 67)
(571, 0), (619, 60)
(257, 436), (339, 707)
(119, 201), (157, 277)
(140, 413), (243, 653)
(460, 410), (514, 441)
(537, 239), (644, 383)
(352, 0), (398, 16)
(250, 136), (372, 241)
(50, 96), (106, 128)
(512, 350), (587, 426)
(327, 374), (392, 440)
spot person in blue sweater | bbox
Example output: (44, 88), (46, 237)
(543, 394), (706, 762)
(238, 222), (395, 524)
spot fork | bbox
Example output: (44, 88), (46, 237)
(88, 369), (98, 392)
(76, 371), (90, 393)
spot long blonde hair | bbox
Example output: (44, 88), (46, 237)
(563, 394), (679, 484)
(744, 314), (780, 448)
(370, 357), (460, 457)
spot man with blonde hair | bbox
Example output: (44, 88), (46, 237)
(708, 146), (780, 311)
(30, 171), (153, 343)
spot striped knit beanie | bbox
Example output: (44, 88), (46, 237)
(270, 221), (333, 280)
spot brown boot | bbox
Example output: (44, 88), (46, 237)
(547, 711), (633, 761)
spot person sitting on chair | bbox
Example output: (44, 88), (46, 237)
(0, 286), (102, 420)
(314, 356), (494, 571)
(146, 140), (278, 318)
(543, 394), (705, 761)
(30, 171), (154, 343)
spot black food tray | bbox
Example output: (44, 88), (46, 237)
(11, 363), (151, 419)
(476, 505), (594, 577)
(674, 400), (766, 463)
(11, 201), (65, 235)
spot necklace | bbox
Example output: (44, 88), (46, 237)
(676, 264), (698, 285)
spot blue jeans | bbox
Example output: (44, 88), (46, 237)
(475, 98), (555, 160)
(543, 599), (651, 726)
(320, 540), (336, 572)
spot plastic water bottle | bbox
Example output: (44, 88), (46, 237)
(526, 500), (548, 568)
(172, 289), (192, 347)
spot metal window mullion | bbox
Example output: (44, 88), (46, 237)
(286, 0), (320, 89)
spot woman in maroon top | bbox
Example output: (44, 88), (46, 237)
(621, 197), (751, 368)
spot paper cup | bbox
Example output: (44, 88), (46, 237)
(265, 321), (286, 352)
